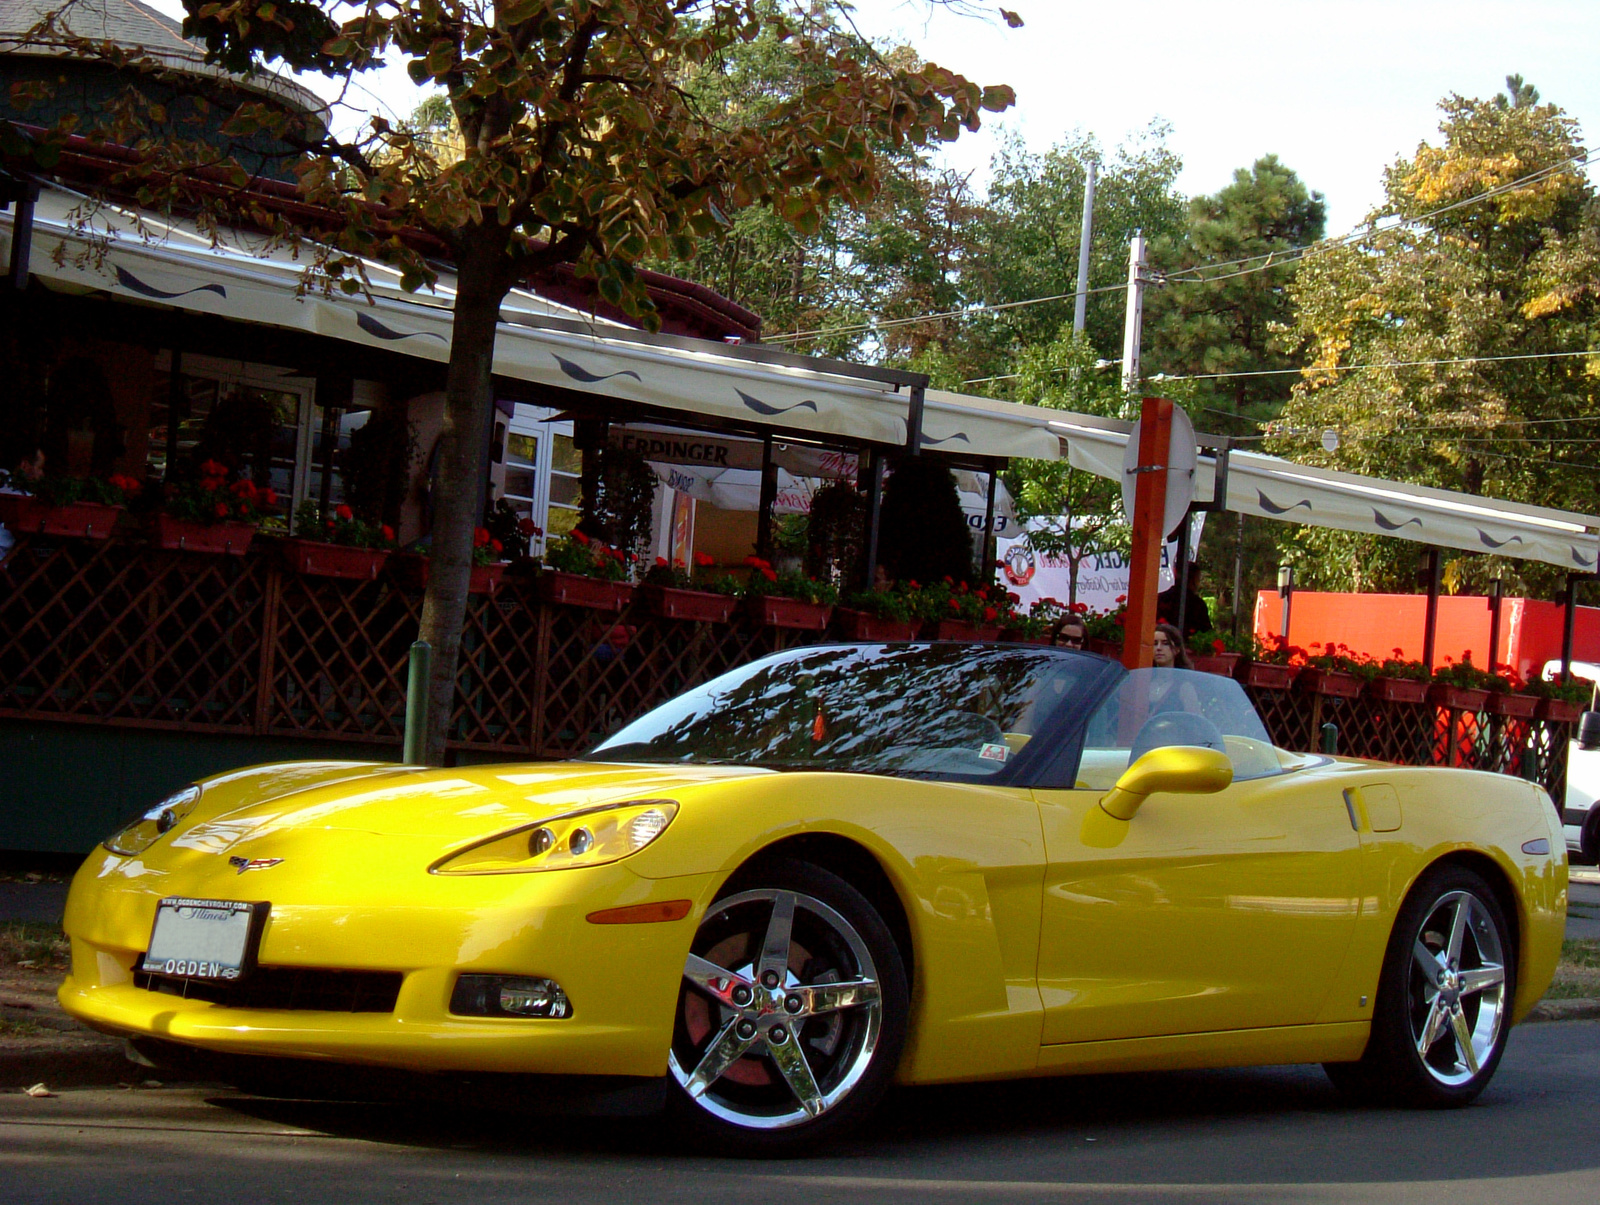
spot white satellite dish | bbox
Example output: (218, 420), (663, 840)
(1121, 404), (1197, 539)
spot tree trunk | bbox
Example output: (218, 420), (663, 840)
(417, 230), (512, 764)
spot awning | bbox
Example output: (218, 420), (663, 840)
(1053, 416), (1600, 573)
(8, 187), (1062, 462)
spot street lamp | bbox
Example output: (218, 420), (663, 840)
(1277, 564), (1295, 647)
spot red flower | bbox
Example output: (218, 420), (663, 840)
(335, 504), (354, 522)
(381, 525), (396, 542)
(491, 539), (503, 554)
(230, 479), (257, 499)
(1213, 639), (1226, 654)
(977, 587), (988, 598)
(761, 567), (777, 582)
(943, 576), (954, 585)
(517, 518), (540, 537)
(200, 459), (228, 478)
(1070, 602), (1089, 613)
(213, 502), (229, 519)
(1115, 594), (1127, 604)
(693, 551), (715, 568)
(263, 488), (278, 506)
(907, 580), (920, 590)
(573, 530), (590, 546)
(655, 556), (669, 567)
(673, 558), (685, 568)
(745, 555), (772, 569)
(948, 598), (960, 611)
(984, 606), (997, 622)
(472, 527), (490, 548)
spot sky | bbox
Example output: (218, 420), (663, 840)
(145, 0), (1600, 236)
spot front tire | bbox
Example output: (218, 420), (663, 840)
(666, 860), (908, 1155)
(1325, 864), (1515, 1107)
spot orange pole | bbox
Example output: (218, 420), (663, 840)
(1123, 397), (1173, 670)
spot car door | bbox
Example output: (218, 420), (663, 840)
(1031, 669), (1363, 1047)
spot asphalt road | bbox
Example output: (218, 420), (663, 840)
(6, 1019), (1600, 1205)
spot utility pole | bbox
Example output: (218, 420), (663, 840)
(1072, 161), (1097, 334)
(1120, 232), (1147, 395)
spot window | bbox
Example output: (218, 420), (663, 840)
(1077, 668), (1284, 790)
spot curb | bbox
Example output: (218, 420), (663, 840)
(3, 1042), (138, 1090)
(1526, 997), (1600, 1023)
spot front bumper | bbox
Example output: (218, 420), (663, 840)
(60, 847), (714, 1077)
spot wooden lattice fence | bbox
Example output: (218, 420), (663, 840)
(0, 536), (1575, 800)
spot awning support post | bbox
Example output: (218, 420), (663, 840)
(1123, 396), (1173, 670)
(1175, 509), (1192, 635)
(1562, 574), (1579, 684)
(981, 462), (999, 581)
(4, 176), (38, 294)
(755, 433), (777, 559)
(1421, 547), (1441, 671)
(1487, 579), (1503, 675)
(862, 450), (885, 588)
(905, 385), (925, 456)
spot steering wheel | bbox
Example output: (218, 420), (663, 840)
(1127, 711), (1228, 764)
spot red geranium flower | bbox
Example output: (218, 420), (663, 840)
(761, 567), (777, 582)
(263, 488), (278, 506)
(472, 527), (490, 548)
(573, 530), (590, 545)
(1213, 639), (1226, 654)
(693, 551), (715, 568)
(984, 606), (997, 622)
(214, 502), (230, 518)
(943, 576), (954, 585)
(335, 504), (354, 522)
(517, 518), (540, 537)
(655, 556), (669, 567)
(381, 525), (395, 542)
(907, 580), (920, 589)
(491, 539), (503, 554)
(948, 598), (960, 611)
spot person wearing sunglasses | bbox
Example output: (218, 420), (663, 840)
(1050, 615), (1088, 649)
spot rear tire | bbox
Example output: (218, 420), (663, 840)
(1324, 863), (1515, 1107)
(665, 859), (908, 1156)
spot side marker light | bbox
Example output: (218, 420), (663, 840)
(586, 900), (693, 925)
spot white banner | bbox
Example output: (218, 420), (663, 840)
(996, 524), (1178, 612)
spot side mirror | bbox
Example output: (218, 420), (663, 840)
(1100, 745), (1234, 821)
(1579, 711), (1600, 752)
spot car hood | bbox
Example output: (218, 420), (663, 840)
(167, 760), (771, 856)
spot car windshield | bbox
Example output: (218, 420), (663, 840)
(1076, 668), (1285, 789)
(586, 643), (1099, 778)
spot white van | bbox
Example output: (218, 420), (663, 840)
(1555, 660), (1600, 862)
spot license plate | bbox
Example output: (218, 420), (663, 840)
(139, 898), (267, 981)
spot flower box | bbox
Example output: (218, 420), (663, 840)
(1367, 676), (1429, 704)
(1086, 637), (1123, 658)
(1485, 691), (1538, 719)
(150, 514), (255, 555)
(0, 496), (122, 540)
(537, 570), (631, 611)
(835, 609), (919, 642)
(281, 539), (390, 581)
(641, 584), (737, 623)
(390, 553), (506, 595)
(1296, 668), (1363, 698)
(1001, 630), (1052, 645)
(1537, 697), (1586, 724)
(750, 595), (833, 631)
(1190, 652), (1243, 677)
(923, 619), (1001, 641)
(1243, 662), (1298, 690)
(1428, 684), (1489, 712)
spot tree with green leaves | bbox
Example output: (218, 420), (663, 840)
(1273, 75), (1596, 595)
(11, 0), (1014, 760)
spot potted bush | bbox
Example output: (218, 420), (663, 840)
(150, 461), (266, 554)
(743, 557), (837, 631)
(391, 529), (509, 595)
(1082, 598), (1127, 657)
(639, 553), (741, 622)
(537, 530), (633, 610)
(998, 595), (1058, 644)
(1243, 635), (1299, 689)
(1189, 630), (1252, 678)
(836, 584), (918, 642)
(1365, 649), (1432, 703)
(282, 501), (397, 579)
(0, 472), (138, 540)
(1527, 676), (1591, 723)
(1427, 654), (1494, 713)
(1295, 642), (1366, 699)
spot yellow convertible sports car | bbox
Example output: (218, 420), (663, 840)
(59, 643), (1565, 1152)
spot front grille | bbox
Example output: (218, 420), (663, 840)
(133, 966), (404, 1013)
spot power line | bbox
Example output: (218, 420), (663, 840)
(770, 148), (1596, 349)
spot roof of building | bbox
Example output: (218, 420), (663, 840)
(0, 0), (326, 120)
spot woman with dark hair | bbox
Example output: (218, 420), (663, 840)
(1152, 623), (1192, 670)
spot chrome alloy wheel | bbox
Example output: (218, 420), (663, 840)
(668, 888), (883, 1130)
(1408, 889), (1508, 1087)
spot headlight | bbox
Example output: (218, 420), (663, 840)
(431, 799), (678, 875)
(103, 785), (203, 856)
